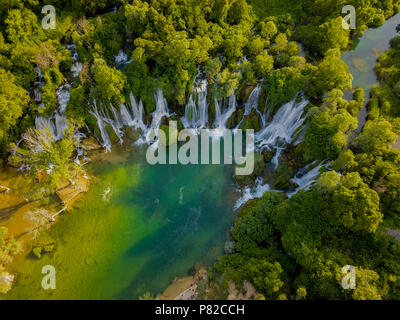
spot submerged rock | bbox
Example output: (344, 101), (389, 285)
(81, 136), (102, 151)
(124, 126), (140, 142)
(56, 173), (89, 206)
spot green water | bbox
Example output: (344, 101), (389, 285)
(342, 12), (400, 90)
(5, 147), (236, 299)
(6, 11), (400, 301)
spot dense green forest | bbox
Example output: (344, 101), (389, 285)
(1, 0), (400, 299)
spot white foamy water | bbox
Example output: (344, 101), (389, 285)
(256, 98), (308, 167)
(234, 177), (271, 210)
(288, 162), (326, 197)
(181, 80), (208, 130)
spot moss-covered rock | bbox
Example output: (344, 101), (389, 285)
(253, 151), (266, 176)
(261, 148), (276, 163)
(234, 151), (266, 186)
(106, 126), (120, 144)
(124, 127), (140, 141)
(81, 136), (102, 151)
(239, 109), (262, 131)
(273, 161), (295, 190)
(234, 174), (254, 186)
(238, 82), (257, 103)
(226, 110), (239, 129)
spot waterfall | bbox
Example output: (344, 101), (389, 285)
(35, 116), (56, 137)
(56, 84), (71, 114)
(234, 177), (271, 210)
(114, 50), (132, 68)
(119, 93), (146, 132)
(181, 81), (208, 129)
(146, 88), (169, 142)
(214, 93), (236, 132)
(119, 102), (134, 126)
(288, 162), (326, 197)
(34, 66), (45, 108)
(54, 113), (68, 141)
(244, 85), (262, 116)
(34, 43), (79, 142)
(236, 84), (263, 129)
(74, 131), (86, 164)
(256, 98), (308, 167)
(90, 90), (152, 149)
(128, 93), (146, 131)
(90, 89), (170, 149)
(89, 101), (112, 151)
(67, 44), (82, 78)
(181, 94), (198, 128)
(100, 103), (124, 144)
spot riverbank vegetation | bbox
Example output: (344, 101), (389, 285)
(1, 0), (400, 299)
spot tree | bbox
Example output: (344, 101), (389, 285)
(317, 171), (341, 192)
(331, 172), (382, 233)
(273, 33), (288, 53)
(0, 227), (21, 266)
(213, 68), (241, 99)
(309, 49), (353, 96)
(260, 21), (278, 39)
(254, 51), (274, 77)
(5, 8), (40, 44)
(352, 267), (382, 300)
(245, 259), (284, 297)
(316, 17), (349, 55)
(91, 58), (126, 103)
(355, 118), (398, 154)
(21, 126), (78, 196)
(0, 267), (14, 294)
(0, 68), (29, 146)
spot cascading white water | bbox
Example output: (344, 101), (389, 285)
(244, 84), (262, 116)
(256, 98), (308, 167)
(90, 89), (170, 148)
(236, 84), (264, 129)
(181, 94), (198, 128)
(129, 93), (146, 131)
(56, 84), (71, 114)
(89, 101), (112, 151)
(214, 93), (236, 133)
(118, 93), (146, 132)
(35, 116), (56, 137)
(34, 42), (79, 142)
(181, 80), (208, 129)
(234, 177), (271, 210)
(67, 44), (82, 78)
(74, 131), (87, 164)
(97, 103), (124, 144)
(114, 50), (132, 68)
(144, 88), (170, 143)
(288, 162), (326, 197)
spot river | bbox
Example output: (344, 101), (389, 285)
(3, 11), (400, 300)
